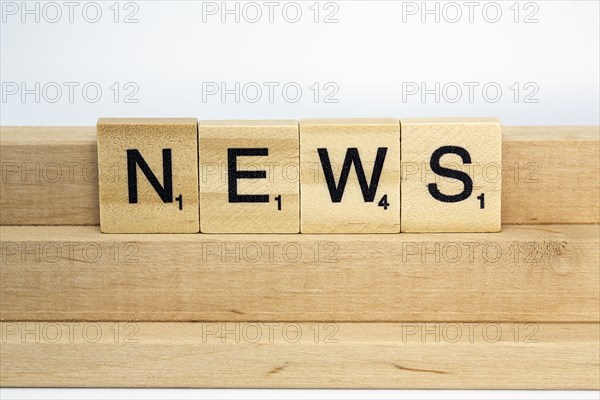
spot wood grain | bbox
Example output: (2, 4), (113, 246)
(199, 120), (299, 233)
(1, 225), (597, 322)
(300, 118), (401, 233)
(501, 126), (599, 224)
(401, 118), (501, 232)
(1, 126), (598, 226)
(97, 118), (200, 233)
(0, 126), (98, 225)
(1, 321), (597, 388)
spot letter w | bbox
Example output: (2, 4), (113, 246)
(317, 147), (387, 203)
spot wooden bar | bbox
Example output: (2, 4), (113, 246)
(0, 126), (598, 226)
(501, 126), (599, 224)
(1, 321), (597, 388)
(1, 225), (597, 322)
(0, 127), (98, 225)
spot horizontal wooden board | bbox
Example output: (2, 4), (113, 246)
(1, 225), (597, 322)
(0, 126), (98, 225)
(1, 321), (597, 389)
(0, 126), (598, 225)
(501, 126), (599, 224)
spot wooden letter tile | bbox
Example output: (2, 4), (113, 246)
(97, 118), (199, 233)
(401, 118), (502, 232)
(198, 120), (299, 233)
(300, 118), (400, 233)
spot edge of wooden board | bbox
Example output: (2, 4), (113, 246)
(1, 321), (598, 389)
(2, 125), (598, 142)
(1, 225), (598, 322)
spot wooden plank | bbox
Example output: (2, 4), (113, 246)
(501, 126), (599, 224)
(1, 225), (597, 322)
(1, 126), (598, 225)
(0, 126), (98, 225)
(1, 321), (597, 388)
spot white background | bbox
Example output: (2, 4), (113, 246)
(1, 1), (599, 399)
(1, 0), (599, 126)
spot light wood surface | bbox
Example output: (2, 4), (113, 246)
(501, 125), (599, 224)
(1, 125), (598, 389)
(199, 120), (300, 233)
(1, 126), (598, 226)
(0, 126), (98, 225)
(1, 225), (597, 322)
(401, 118), (501, 232)
(97, 118), (200, 233)
(1, 321), (597, 388)
(300, 118), (401, 233)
